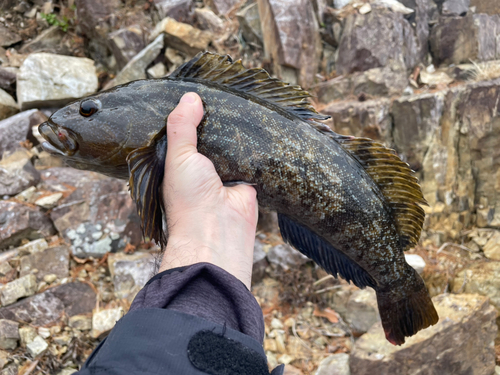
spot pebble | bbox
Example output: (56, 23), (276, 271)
(26, 335), (48, 357)
(0, 274), (37, 306)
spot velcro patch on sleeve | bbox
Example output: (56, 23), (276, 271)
(187, 330), (270, 375)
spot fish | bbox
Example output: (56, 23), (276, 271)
(39, 52), (438, 345)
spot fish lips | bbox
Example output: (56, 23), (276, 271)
(39, 121), (78, 156)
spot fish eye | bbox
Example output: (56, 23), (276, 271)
(79, 100), (100, 117)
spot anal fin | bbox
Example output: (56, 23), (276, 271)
(278, 214), (376, 289)
(126, 128), (167, 247)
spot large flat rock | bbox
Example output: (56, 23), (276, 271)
(17, 53), (98, 110)
(350, 294), (497, 375)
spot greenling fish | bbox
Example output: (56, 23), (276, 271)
(39, 52), (438, 345)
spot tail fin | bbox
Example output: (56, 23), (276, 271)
(376, 286), (439, 345)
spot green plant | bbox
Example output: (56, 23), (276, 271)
(40, 13), (70, 32)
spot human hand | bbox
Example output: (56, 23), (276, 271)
(159, 92), (258, 289)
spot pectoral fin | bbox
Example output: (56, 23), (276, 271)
(126, 128), (168, 246)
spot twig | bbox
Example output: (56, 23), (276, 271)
(437, 242), (474, 254)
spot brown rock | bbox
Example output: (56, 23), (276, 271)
(19, 246), (69, 281)
(42, 168), (141, 257)
(0, 89), (18, 121)
(470, 0), (500, 15)
(0, 67), (16, 96)
(257, 0), (321, 88)
(336, 8), (421, 75)
(322, 98), (391, 143)
(108, 25), (147, 70)
(75, 0), (120, 40)
(350, 294), (497, 375)
(0, 201), (55, 250)
(0, 282), (96, 327)
(151, 17), (211, 56)
(0, 149), (40, 196)
(0, 320), (19, 350)
(0, 25), (21, 48)
(482, 231), (500, 260)
(154, 0), (194, 22)
(204, 0), (239, 15)
(195, 8), (225, 34)
(19, 26), (67, 55)
(0, 109), (38, 160)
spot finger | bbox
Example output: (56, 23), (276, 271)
(166, 93), (204, 160)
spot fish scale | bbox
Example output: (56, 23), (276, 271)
(38, 52), (438, 345)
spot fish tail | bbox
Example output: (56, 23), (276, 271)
(376, 283), (438, 346)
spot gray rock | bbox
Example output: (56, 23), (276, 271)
(154, 0), (194, 22)
(0, 282), (96, 327)
(76, 0), (120, 41)
(0, 149), (40, 196)
(336, 8), (421, 75)
(0, 25), (21, 48)
(1, 364), (17, 375)
(0, 274), (37, 306)
(0, 89), (18, 121)
(267, 243), (309, 270)
(350, 294), (497, 375)
(333, 0), (351, 8)
(0, 109), (38, 160)
(108, 252), (155, 300)
(0, 320), (18, 350)
(42, 168), (142, 257)
(19, 246), (69, 282)
(17, 53), (98, 110)
(91, 308), (123, 338)
(474, 14), (500, 62)
(26, 335), (47, 357)
(257, 0), (321, 88)
(0, 67), (17, 96)
(404, 254), (426, 274)
(108, 25), (147, 70)
(237, 3), (263, 46)
(441, 0), (469, 16)
(322, 98), (391, 143)
(147, 63), (167, 78)
(104, 34), (164, 89)
(252, 238), (269, 283)
(315, 353), (350, 375)
(205, 0), (239, 15)
(0, 201), (55, 250)
(150, 17), (211, 57)
(344, 289), (379, 334)
(195, 8), (225, 34)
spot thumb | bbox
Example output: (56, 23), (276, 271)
(166, 93), (204, 162)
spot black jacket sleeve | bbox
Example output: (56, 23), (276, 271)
(76, 263), (284, 375)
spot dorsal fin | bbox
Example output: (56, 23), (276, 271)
(332, 135), (427, 251)
(168, 52), (330, 122)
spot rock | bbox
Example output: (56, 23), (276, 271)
(26, 335), (47, 357)
(391, 91), (445, 170)
(15, 239), (48, 255)
(57, 368), (77, 375)
(0, 349), (9, 368)
(419, 69), (454, 87)
(236, 3), (263, 46)
(0, 25), (21, 48)
(1, 364), (17, 375)
(267, 243), (309, 270)
(440, 0), (469, 16)
(350, 294), (497, 375)
(18, 326), (37, 347)
(473, 14), (500, 62)
(195, 8), (225, 34)
(483, 231), (500, 260)
(104, 34), (164, 89)
(0, 109), (38, 160)
(147, 62), (167, 78)
(336, 8), (422, 75)
(0, 149), (40, 196)
(0, 201), (55, 250)
(315, 353), (350, 375)
(470, 0), (500, 15)
(19, 245), (69, 282)
(0, 67), (17, 96)
(257, 0), (321, 88)
(17, 53), (98, 111)
(68, 315), (92, 331)
(151, 17), (211, 56)
(76, 0), (120, 41)
(0, 274), (37, 306)
(19, 26), (67, 55)
(154, 0), (194, 22)
(0, 262), (15, 283)
(252, 238), (269, 283)
(315, 63), (408, 103)
(43, 168), (142, 257)
(333, 0), (351, 8)
(0, 89), (18, 121)
(404, 254), (426, 274)
(0, 282), (96, 327)
(205, 0), (239, 15)
(91, 308), (123, 338)
(0, 320), (18, 350)
(108, 25), (147, 70)
(34, 192), (63, 209)
(343, 289), (379, 334)
(107, 252), (155, 300)
(322, 98), (391, 143)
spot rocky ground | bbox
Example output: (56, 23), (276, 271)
(1, 0), (500, 374)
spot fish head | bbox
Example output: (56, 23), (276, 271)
(38, 85), (147, 178)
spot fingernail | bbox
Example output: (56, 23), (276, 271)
(180, 93), (197, 104)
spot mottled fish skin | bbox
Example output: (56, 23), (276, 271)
(39, 55), (437, 344)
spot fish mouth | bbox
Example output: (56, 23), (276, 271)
(39, 120), (78, 156)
